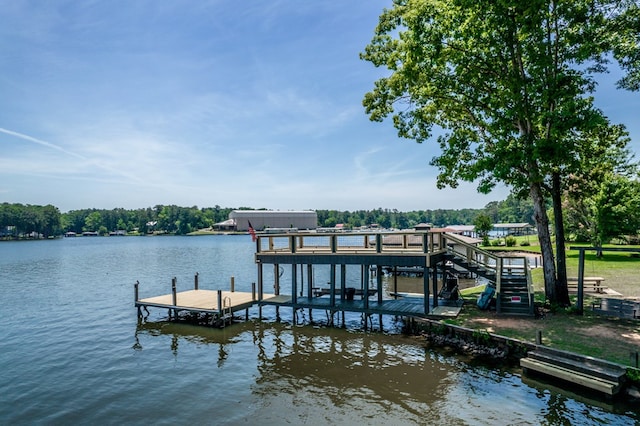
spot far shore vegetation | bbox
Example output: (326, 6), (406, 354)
(1, 195), (537, 238)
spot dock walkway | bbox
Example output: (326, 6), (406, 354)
(259, 294), (463, 318)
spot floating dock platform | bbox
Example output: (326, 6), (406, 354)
(135, 276), (275, 327)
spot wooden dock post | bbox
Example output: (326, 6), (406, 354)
(258, 280), (263, 318)
(230, 276), (235, 292)
(537, 330), (543, 345)
(307, 264), (314, 321)
(251, 282), (256, 301)
(393, 267), (398, 300)
(194, 272), (199, 290)
(171, 277), (177, 319)
(134, 280), (141, 318)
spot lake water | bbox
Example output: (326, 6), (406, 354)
(1, 235), (638, 425)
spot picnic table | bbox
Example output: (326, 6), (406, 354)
(567, 276), (605, 293)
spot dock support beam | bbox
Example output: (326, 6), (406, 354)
(291, 263), (297, 304)
(307, 264), (314, 322)
(340, 264), (346, 301)
(376, 265), (383, 304)
(423, 266), (429, 314)
(258, 263), (264, 318)
(363, 264), (370, 310)
(330, 264), (336, 307)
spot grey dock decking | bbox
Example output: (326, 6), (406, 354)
(260, 294), (463, 318)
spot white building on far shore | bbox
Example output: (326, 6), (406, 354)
(215, 210), (317, 231)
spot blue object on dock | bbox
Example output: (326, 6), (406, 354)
(477, 284), (495, 310)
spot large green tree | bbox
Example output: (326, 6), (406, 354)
(473, 213), (493, 245)
(361, 0), (639, 304)
(566, 173), (640, 252)
(564, 128), (640, 252)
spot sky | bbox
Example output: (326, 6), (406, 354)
(1, 1), (638, 213)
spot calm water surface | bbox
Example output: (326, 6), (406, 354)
(1, 236), (638, 425)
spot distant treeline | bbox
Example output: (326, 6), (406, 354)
(0, 195), (534, 238)
(316, 195), (533, 229)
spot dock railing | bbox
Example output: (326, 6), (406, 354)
(442, 233), (500, 271)
(256, 230), (448, 255)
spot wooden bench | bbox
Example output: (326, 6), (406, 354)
(567, 276), (606, 293)
(520, 346), (627, 397)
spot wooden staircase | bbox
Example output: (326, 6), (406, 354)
(443, 233), (535, 316)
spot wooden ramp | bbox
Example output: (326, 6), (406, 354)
(520, 346), (627, 397)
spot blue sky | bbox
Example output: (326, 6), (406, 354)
(1, 1), (637, 213)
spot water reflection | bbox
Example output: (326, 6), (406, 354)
(134, 320), (640, 425)
(251, 324), (450, 408)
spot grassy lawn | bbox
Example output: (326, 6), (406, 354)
(450, 288), (640, 366)
(483, 238), (640, 298)
(452, 245), (640, 366)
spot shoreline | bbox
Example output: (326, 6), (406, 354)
(406, 317), (640, 402)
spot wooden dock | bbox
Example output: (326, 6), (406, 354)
(253, 230), (532, 320)
(135, 279), (462, 329)
(135, 230), (531, 328)
(134, 277), (275, 327)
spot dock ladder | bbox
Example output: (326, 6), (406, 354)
(221, 296), (233, 326)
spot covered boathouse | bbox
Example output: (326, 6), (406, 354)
(253, 229), (534, 325)
(228, 210), (317, 231)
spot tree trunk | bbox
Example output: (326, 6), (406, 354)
(551, 172), (570, 306)
(530, 182), (558, 303)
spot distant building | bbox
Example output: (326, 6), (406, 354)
(414, 223), (433, 231)
(215, 210), (318, 232)
(447, 225), (477, 238)
(493, 223), (534, 236)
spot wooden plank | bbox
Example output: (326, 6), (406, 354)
(520, 358), (619, 395)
